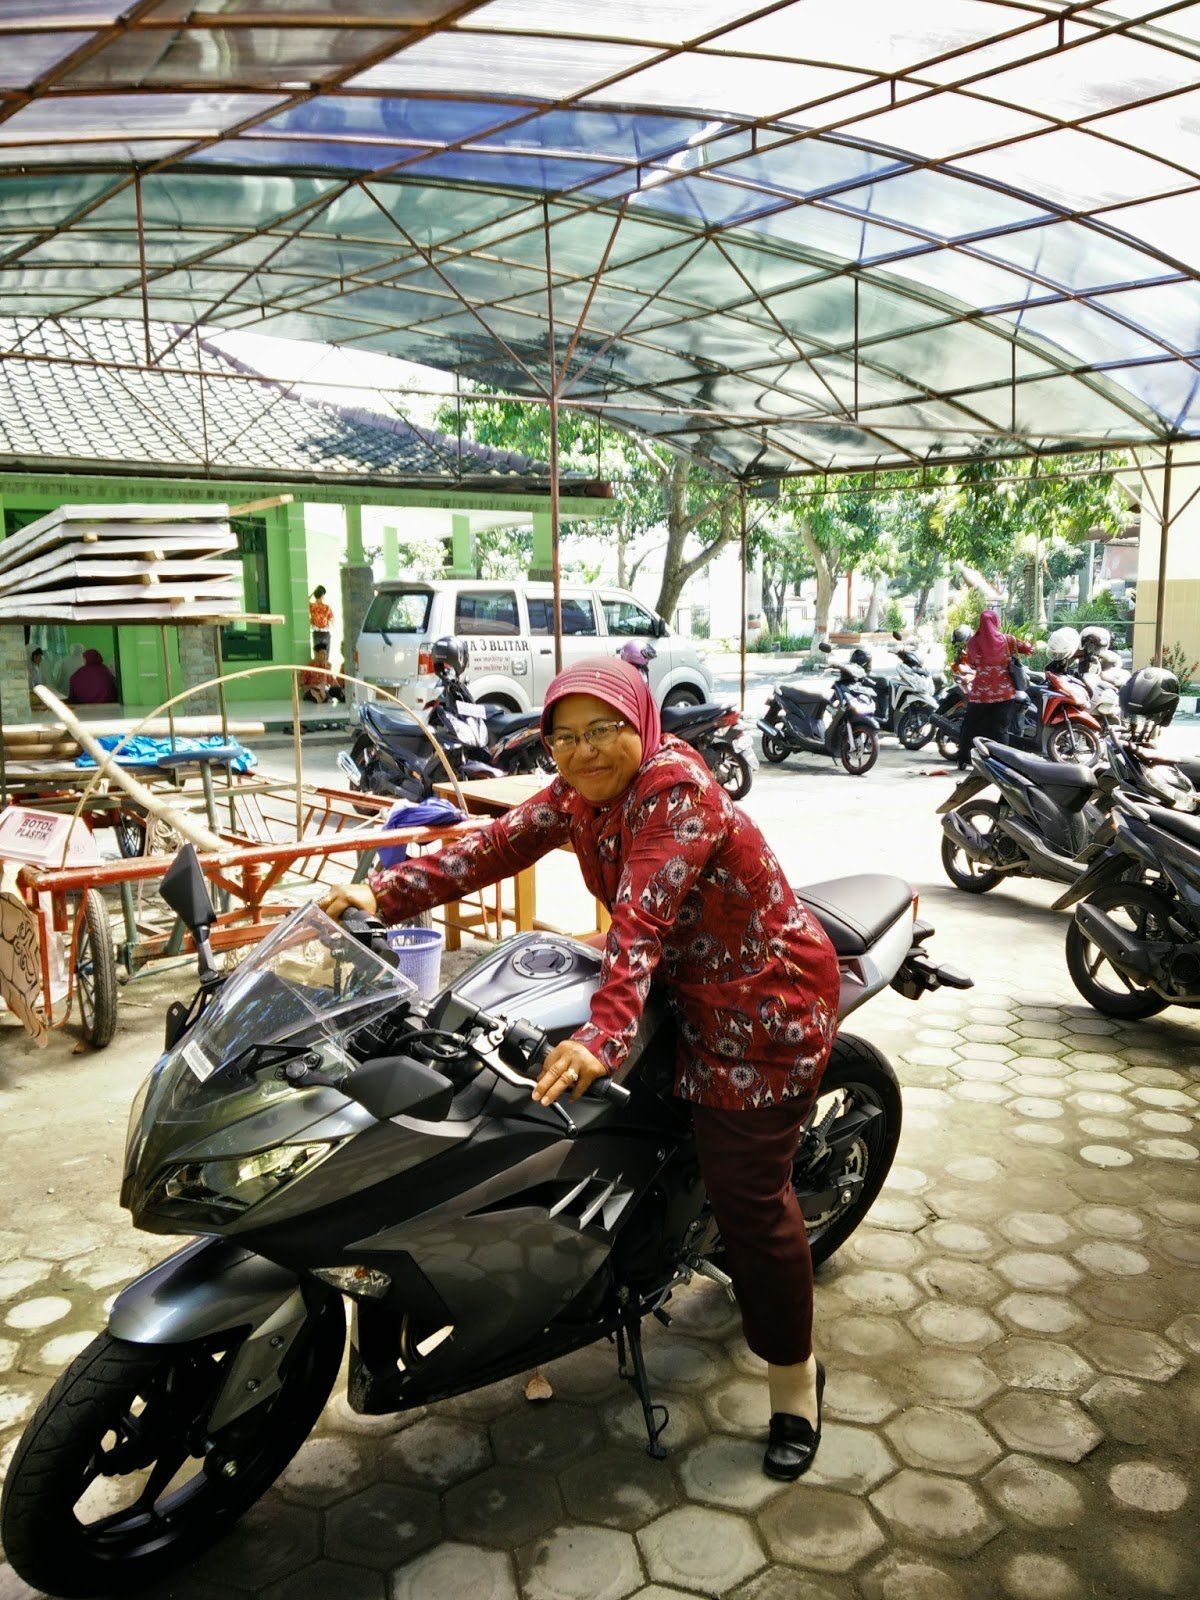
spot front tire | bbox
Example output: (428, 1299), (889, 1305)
(75, 890), (117, 1049)
(716, 751), (753, 800)
(838, 722), (879, 776)
(802, 1036), (903, 1267)
(760, 726), (789, 764)
(0, 1300), (345, 1599)
(1065, 884), (1173, 1018)
(1046, 720), (1103, 764)
(896, 704), (934, 750)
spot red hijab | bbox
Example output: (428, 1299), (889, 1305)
(541, 656), (662, 757)
(966, 608), (1010, 668)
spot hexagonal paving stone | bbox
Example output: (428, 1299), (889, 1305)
(1106, 1528), (1192, 1598)
(391, 1542), (518, 1600)
(981, 1453), (1087, 1528)
(824, 1313), (918, 1364)
(677, 1435), (786, 1511)
(1080, 1376), (1188, 1450)
(998, 1212), (1073, 1248)
(1165, 1313), (1200, 1356)
(859, 1549), (969, 1600)
(803, 1423), (898, 1494)
(905, 1353), (1002, 1410)
(560, 1444), (680, 1531)
(759, 1487), (886, 1574)
(837, 1270), (922, 1313)
(1000, 1551), (1085, 1600)
(638, 1506), (764, 1594)
(491, 1402), (601, 1468)
(705, 1378), (770, 1437)
(1077, 1325), (1184, 1382)
(602, 1392), (708, 1453)
(1072, 1240), (1151, 1277)
(443, 1465), (561, 1549)
(1107, 1460), (1190, 1514)
(915, 1259), (1003, 1306)
(666, 1280), (742, 1341)
(324, 1483), (440, 1570)
(1071, 1204), (1145, 1239)
(870, 1471), (1001, 1556)
(986, 1338), (1095, 1392)
(382, 1415), (492, 1488)
(823, 1369), (902, 1425)
(187, 1499), (322, 1590)
(259, 1560), (385, 1600)
(644, 1334), (724, 1392)
(518, 1524), (644, 1600)
(945, 1156), (1003, 1183)
(995, 1252), (1082, 1293)
(925, 1222), (997, 1257)
(985, 1393), (1102, 1462)
(906, 1303), (1003, 1350)
(884, 1406), (1001, 1476)
(275, 1436), (374, 1507)
(849, 1231), (924, 1271)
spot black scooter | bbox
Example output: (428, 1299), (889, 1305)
(0, 847), (969, 1597)
(759, 642), (880, 775)
(661, 699), (758, 799)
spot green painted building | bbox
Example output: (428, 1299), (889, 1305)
(0, 319), (611, 716)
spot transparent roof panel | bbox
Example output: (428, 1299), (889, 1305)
(0, 0), (1197, 475)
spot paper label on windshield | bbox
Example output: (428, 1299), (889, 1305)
(181, 1038), (216, 1083)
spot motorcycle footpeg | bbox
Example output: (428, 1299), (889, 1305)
(687, 1255), (737, 1303)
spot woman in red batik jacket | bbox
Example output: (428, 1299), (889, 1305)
(322, 657), (841, 1480)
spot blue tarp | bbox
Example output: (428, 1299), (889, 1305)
(75, 735), (258, 774)
(376, 797), (464, 869)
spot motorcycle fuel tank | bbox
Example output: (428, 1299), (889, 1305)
(447, 933), (604, 1036)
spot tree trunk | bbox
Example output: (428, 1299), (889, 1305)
(799, 522), (837, 650)
(653, 462), (740, 623)
(762, 569), (785, 634)
(863, 574), (887, 633)
(915, 579), (934, 625)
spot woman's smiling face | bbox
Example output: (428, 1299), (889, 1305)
(548, 693), (644, 805)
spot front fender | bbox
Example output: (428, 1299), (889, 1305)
(109, 1237), (307, 1346)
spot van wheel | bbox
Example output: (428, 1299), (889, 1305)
(662, 687), (703, 710)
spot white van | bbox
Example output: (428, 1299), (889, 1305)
(354, 579), (713, 712)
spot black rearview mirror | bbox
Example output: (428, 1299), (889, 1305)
(818, 640), (833, 654)
(160, 844), (215, 933)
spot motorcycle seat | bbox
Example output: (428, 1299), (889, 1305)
(795, 873), (914, 957)
(362, 703), (421, 739)
(980, 741), (1096, 792)
(781, 682), (831, 709)
(1146, 806), (1200, 852)
(662, 700), (728, 731)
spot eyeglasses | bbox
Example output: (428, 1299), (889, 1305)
(545, 718), (630, 759)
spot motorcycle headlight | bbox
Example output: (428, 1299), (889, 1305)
(124, 1071), (153, 1173)
(150, 1141), (342, 1223)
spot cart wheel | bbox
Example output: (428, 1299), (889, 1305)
(76, 891), (118, 1049)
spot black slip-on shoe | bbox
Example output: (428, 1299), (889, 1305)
(762, 1360), (825, 1481)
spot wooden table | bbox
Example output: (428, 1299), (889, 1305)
(433, 775), (610, 945)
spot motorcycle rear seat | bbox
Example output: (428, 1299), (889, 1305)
(780, 682), (831, 708)
(662, 700), (728, 731)
(1146, 805), (1200, 852)
(362, 703), (420, 737)
(795, 873), (914, 957)
(485, 708), (541, 737)
(980, 741), (1096, 791)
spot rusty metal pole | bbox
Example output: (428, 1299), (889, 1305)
(1153, 444), (1174, 668)
(739, 485), (748, 713)
(544, 202), (563, 674)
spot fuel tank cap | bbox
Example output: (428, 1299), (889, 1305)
(511, 941), (575, 978)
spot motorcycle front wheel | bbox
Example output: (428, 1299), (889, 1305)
(940, 799), (1007, 894)
(716, 751), (753, 800)
(838, 722), (879, 776)
(0, 1300), (344, 1599)
(1065, 884), (1173, 1019)
(760, 727), (789, 764)
(1046, 721), (1103, 764)
(896, 704), (934, 750)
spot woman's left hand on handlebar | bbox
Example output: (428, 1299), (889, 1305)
(318, 882), (378, 921)
(533, 1040), (607, 1106)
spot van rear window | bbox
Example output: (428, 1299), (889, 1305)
(363, 591), (431, 633)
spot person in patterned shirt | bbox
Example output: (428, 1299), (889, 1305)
(956, 608), (1034, 769)
(322, 657), (841, 1479)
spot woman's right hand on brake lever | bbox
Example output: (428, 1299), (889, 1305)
(318, 882), (378, 922)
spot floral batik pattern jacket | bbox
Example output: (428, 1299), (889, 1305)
(368, 736), (840, 1111)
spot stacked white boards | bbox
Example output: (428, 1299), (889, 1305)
(0, 504), (243, 623)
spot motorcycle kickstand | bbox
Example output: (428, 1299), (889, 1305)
(615, 1305), (670, 1460)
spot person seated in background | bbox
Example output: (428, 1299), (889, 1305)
(27, 647), (44, 689)
(68, 648), (118, 705)
(300, 646), (345, 705)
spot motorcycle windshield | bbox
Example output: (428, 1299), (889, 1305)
(149, 905), (418, 1127)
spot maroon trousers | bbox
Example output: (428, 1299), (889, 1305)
(691, 1098), (816, 1366)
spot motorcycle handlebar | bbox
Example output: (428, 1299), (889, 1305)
(496, 1015), (631, 1104)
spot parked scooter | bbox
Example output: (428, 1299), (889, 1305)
(851, 635), (940, 750)
(759, 642), (880, 775)
(340, 638), (545, 802)
(619, 643), (758, 798)
(0, 847), (970, 1595)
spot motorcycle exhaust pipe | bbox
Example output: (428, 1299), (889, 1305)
(337, 751), (362, 784)
(756, 718), (780, 739)
(1075, 903), (1158, 980)
(941, 810), (992, 862)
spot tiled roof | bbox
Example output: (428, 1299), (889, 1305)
(0, 319), (590, 489)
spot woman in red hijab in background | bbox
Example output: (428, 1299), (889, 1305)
(68, 648), (118, 706)
(323, 657), (841, 1480)
(956, 608), (1033, 769)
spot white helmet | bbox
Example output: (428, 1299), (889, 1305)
(1079, 625), (1111, 651)
(1046, 625), (1081, 662)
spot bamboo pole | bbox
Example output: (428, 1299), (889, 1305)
(739, 486), (748, 714)
(291, 671), (304, 841)
(1153, 444), (1174, 668)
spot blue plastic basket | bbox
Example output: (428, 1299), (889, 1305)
(385, 925), (445, 998)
